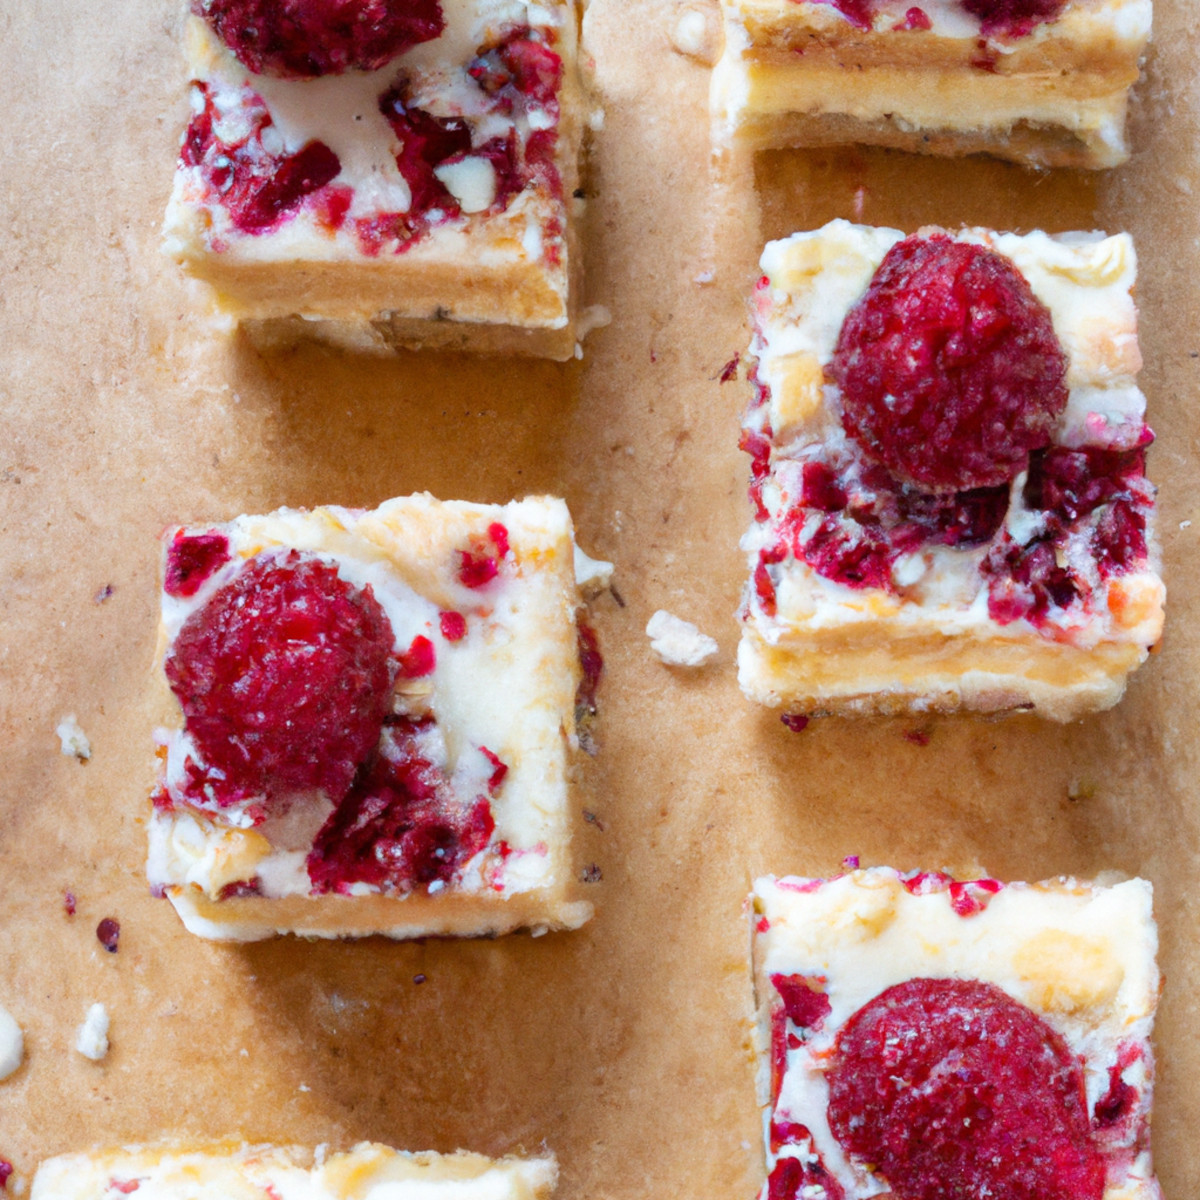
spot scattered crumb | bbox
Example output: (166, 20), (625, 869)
(0, 1161), (13, 1193)
(1181, 520), (1192, 529)
(413, 974), (427, 985)
(75, 1003), (110, 1061)
(670, 2), (720, 64)
(718, 353), (740, 383)
(781, 713), (810, 732)
(573, 341), (584, 360)
(693, 269), (715, 285)
(646, 610), (718, 667)
(93, 584), (114, 604)
(574, 545), (615, 595)
(0, 1006), (23, 1081)
(903, 728), (931, 747)
(583, 809), (606, 832)
(580, 863), (603, 883)
(96, 918), (120, 953)
(299, 1083), (311, 1092)
(841, 855), (860, 870)
(63, 891), (77, 917)
(56, 715), (91, 761)
(587, 106), (605, 132)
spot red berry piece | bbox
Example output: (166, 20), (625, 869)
(165, 552), (396, 805)
(961, 0), (1067, 37)
(307, 720), (494, 893)
(397, 634), (436, 677)
(96, 917), (121, 953)
(457, 522), (511, 588)
(379, 82), (471, 219)
(576, 620), (603, 717)
(826, 978), (1105, 1200)
(439, 610), (467, 641)
(195, 0), (445, 78)
(771, 973), (831, 1030)
(767, 1148), (845, 1200)
(831, 234), (1068, 492)
(165, 530), (231, 598)
(803, 0), (877, 30)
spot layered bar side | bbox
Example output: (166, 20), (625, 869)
(149, 494), (596, 940)
(32, 1142), (557, 1200)
(738, 220), (1164, 721)
(163, 0), (585, 358)
(751, 868), (1160, 1200)
(711, 0), (1152, 168)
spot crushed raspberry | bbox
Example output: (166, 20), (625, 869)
(469, 33), (562, 111)
(802, 516), (895, 591)
(218, 879), (264, 900)
(831, 234), (1068, 492)
(0, 1165), (13, 1192)
(307, 719), (494, 893)
(64, 891), (77, 916)
(380, 80), (470, 217)
(109, 1182), (140, 1195)
(165, 552), (396, 806)
(961, 0), (1067, 37)
(439, 610), (467, 641)
(894, 5), (932, 28)
(982, 535), (1082, 625)
(719, 354), (740, 383)
(827, 978), (1105, 1200)
(397, 634), (436, 677)
(1025, 445), (1146, 527)
(771, 973), (831, 1031)
(1094, 500), (1147, 577)
(576, 620), (603, 717)
(458, 523), (510, 588)
(948, 877), (1002, 916)
(767, 1151), (845, 1200)
(164, 530), (231, 598)
(739, 426), (773, 521)
(195, 0), (444, 78)
(801, 462), (848, 512)
(182, 83), (341, 234)
(781, 714), (810, 732)
(480, 746), (509, 794)
(96, 917), (121, 953)
(1093, 1043), (1141, 1131)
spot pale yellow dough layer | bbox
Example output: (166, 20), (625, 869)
(164, 3), (585, 358)
(739, 221), (1165, 721)
(151, 494), (593, 941)
(32, 1142), (557, 1200)
(711, 0), (1152, 167)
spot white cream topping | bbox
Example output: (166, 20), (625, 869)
(74, 1003), (110, 1062)
(55, 714), (91, 761)
(0, 1004), (23, 1081)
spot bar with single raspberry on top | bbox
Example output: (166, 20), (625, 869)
(751, 867), (1160, 1200)
(163, 0), (586, 358)
(710, 0), (1151, 168)
(738, 220), (1163, 721)
(150, 493), (599, 940)
(31, 1142), (558, 1200)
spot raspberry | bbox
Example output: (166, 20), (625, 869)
(831, 234), (1068, 492)
(165, 552), (395, 804)
(194, 0), (445, 78)
(826, 978), (1105, 1200)
(961, 0), (1067, 37)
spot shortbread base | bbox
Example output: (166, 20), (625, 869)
(738, 630), (1148, 721)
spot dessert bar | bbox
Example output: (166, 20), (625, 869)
(150, 494), (594, 940)
(710, 0), (1152, 168)
(32, 1142), (557, 1200)
(752, 867), (1160, 1200)
(739, 220), (1164, 720)
(163, 0), (585, 357)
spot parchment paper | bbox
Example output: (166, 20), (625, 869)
(1, 2), (1198, 1197)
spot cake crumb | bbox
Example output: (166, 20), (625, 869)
(56, 715), (91, 761)
(670, 3), (720, 64)
(646, 610), (718, 667)
(574, 546), (615, 595)
(0, 1006), (24, 1081)
(75, 1003), (110, 1061)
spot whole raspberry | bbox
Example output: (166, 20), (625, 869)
(166, 552), (396, 804)
(195, 0), (445, 78)
(826, 978), (1105, 1200)
(961, 0), (1067, 36)
(830, 234), (1068, 492)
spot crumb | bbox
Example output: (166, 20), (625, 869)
(583, 809), (605, 832)
(670, 2), (720, 64)
(718, 353), (740, 383)
(0, 1161), (13, 1192)
(413, 974), (427, 985)
(841, 855), (860, 870)
(574, 546), (615, 596)
(75, 1003), (110, 1061)
(63, 891), (77, 917)
(580, 863), (602, 883)
(96, 918), (120, 953)
(577, 304), (612, 341)
(646, 610), (718, 667)
(781, 713), (810, 732)
(93, 584), (114, 604)
(903, 728), (931, 746)
(56, 715), (91, 761)
(0, 1006), (23, 1081)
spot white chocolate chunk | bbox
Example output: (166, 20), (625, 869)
(646, 610), (718, 666)
(74, 1003), (109, 1061)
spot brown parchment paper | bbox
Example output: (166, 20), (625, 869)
(2, 1), (1199, 1196)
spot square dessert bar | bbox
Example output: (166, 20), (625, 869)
(32, 1142), (557, 1200)
(752, 868), (1161, 1200)
(738, 220), (1164, 720)
(150, 493), (595, 940)
(163, 0), (585, 358)
(711, 0), (1152, 168)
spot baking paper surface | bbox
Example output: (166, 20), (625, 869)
(1, 2), (1197, 1197)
